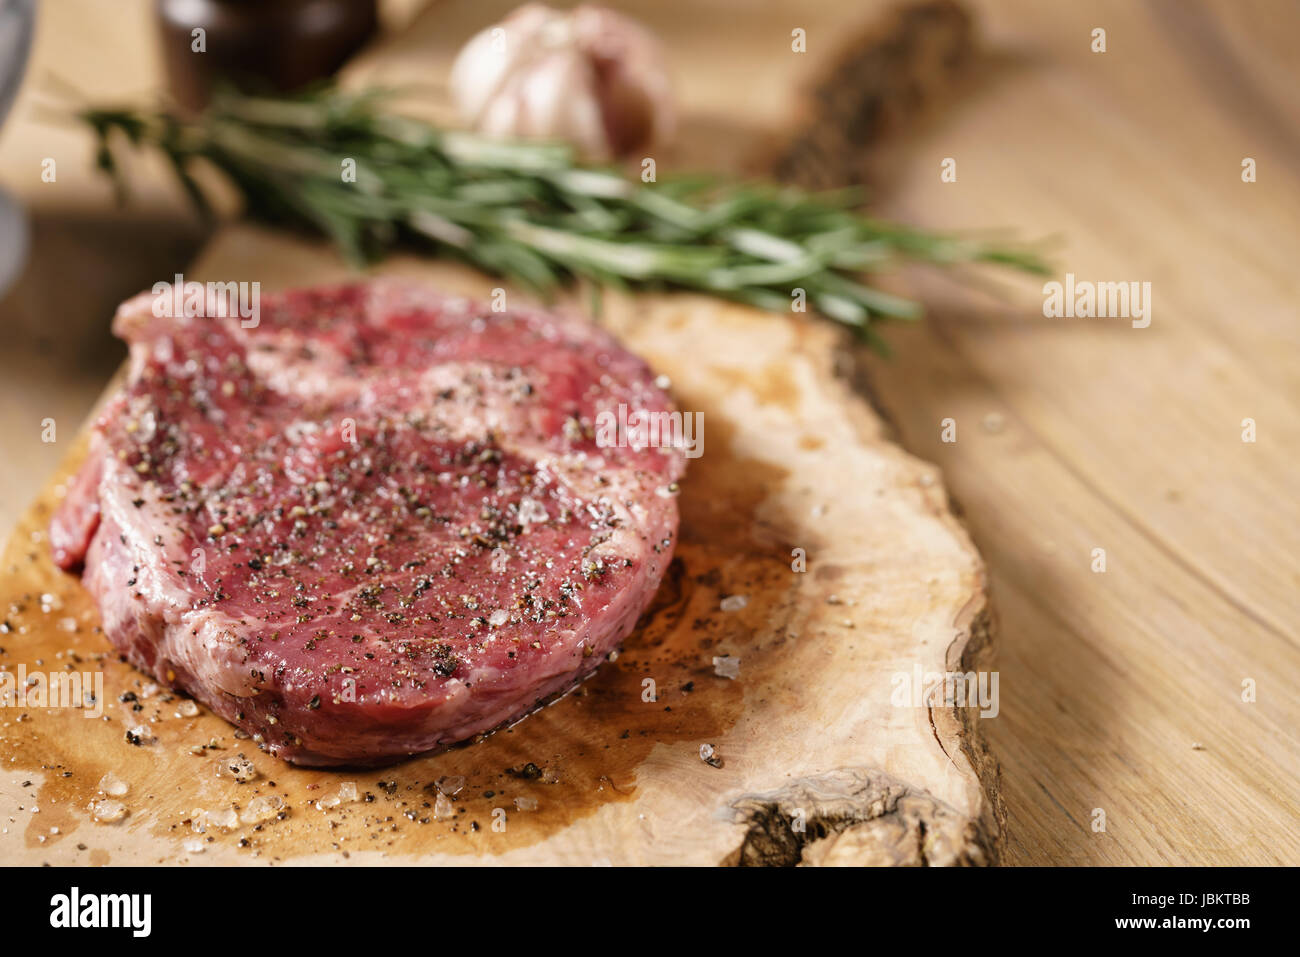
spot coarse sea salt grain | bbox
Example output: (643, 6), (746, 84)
(240, 794), (284, 824)
(190, 807), (237, 832)
(90, 799), (128, 823)
(216, 753), (258, 783)
(127, 725), (156, 745)
(433, 792), (455, 820)
(206, 807), (239, 830)
(712, 655), (740, 680)
(436, 775), (465, 796)
(719, 595), (748, 612)
(316, 782), (358, 811)
(97, 773), (128, 797)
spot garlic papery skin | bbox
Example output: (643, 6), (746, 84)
(450, 3), (675, 161)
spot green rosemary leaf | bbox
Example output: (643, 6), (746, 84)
(72, 85), (1051, 343)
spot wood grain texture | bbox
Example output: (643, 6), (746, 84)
(859, 0), (1300, 863)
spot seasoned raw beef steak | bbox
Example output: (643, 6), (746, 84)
(51, 281), (685, 766)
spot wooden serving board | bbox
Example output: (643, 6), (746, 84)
(0, 0), (1001, 865)
(0, 232), (998, 866)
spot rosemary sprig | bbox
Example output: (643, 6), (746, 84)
(78, 87), (1048, 347)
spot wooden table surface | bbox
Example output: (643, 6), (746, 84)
(862, 0), (1300, 864)
(1, 0), (1296, 865)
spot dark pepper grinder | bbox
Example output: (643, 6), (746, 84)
(157, 0), (378, 111)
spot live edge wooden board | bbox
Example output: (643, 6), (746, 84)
(0, 0), (1001, 865)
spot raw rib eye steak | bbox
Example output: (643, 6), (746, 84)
(51, 281), (685, 766)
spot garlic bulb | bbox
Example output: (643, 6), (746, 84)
(450, 3), (675, 161)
